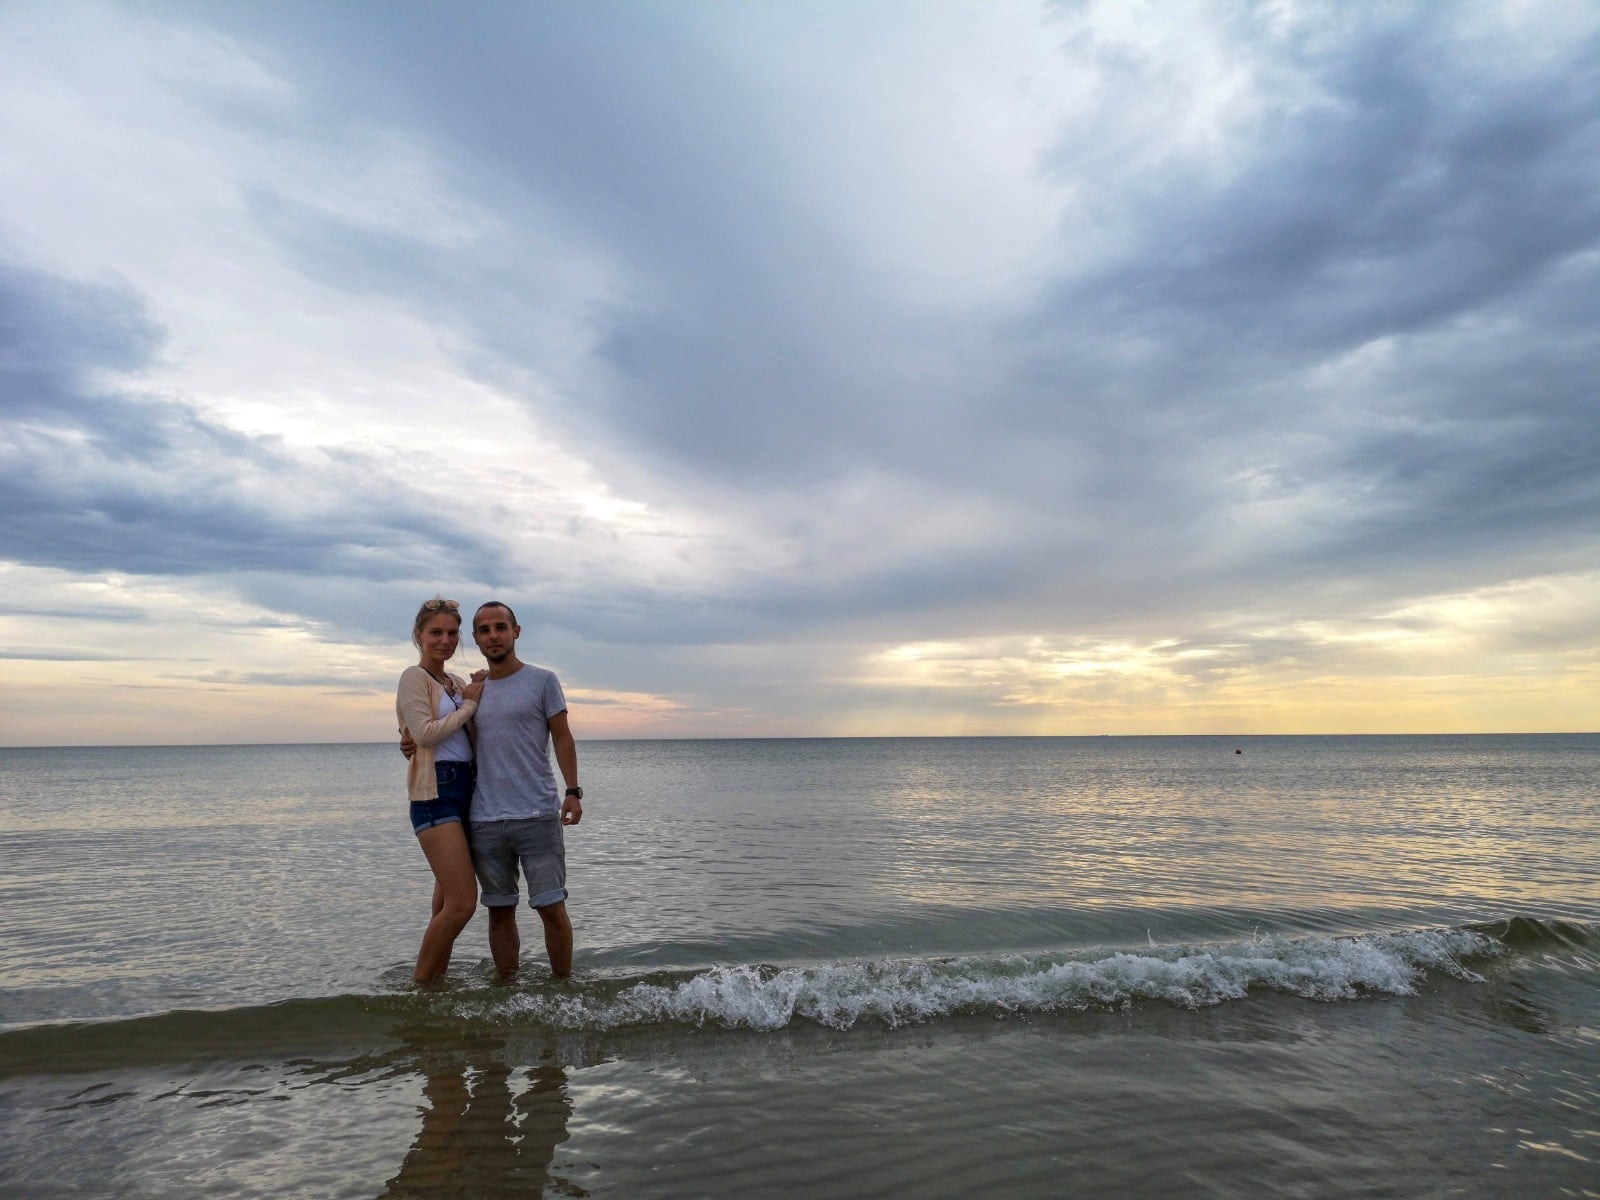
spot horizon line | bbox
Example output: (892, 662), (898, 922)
(1, 731), (1594, 751)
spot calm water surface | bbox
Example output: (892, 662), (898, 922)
(1, 735), (1596, 1197)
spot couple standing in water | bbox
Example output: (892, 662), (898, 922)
(395, 598), (583, 983)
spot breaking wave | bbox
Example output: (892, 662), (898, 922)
(484, 924), (1510, 1032)
(8, 919), (1593, 1075)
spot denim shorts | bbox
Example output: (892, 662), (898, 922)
(469, 817), (567, 909)
(410, 760), (475, 833)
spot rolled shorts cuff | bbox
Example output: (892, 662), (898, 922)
(410, 795), (468, 834)
(480, 891), (520, 908)
(413, 812), (463, 833)
(527, 886), (569, 910)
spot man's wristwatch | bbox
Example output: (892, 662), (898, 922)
(565, 786), (583, 800)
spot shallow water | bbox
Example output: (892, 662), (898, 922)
(1, 735), (1596, 1196)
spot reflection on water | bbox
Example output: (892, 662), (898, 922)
(381, 1028), (580, 1199)
(0, 956), (1595, 1199)
(851, 737), (1600, 919)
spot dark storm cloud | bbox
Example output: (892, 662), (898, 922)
(969, 8), (1600, 618)
(241, 10), (1593, 494)
(0, 261), (494, 582)
(177, 0), (916, 485)
(1040, 11), (1600, 362)
(78, 2), (1600, 656)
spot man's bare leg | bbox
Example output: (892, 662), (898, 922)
(488, 904), (521, 978)
(536, 901), (573, 978)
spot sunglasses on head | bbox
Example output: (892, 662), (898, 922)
(422, 598), (460, 612)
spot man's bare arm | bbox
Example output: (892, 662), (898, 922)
(550, 710), (581, 826)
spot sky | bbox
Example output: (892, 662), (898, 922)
(1, 0), (1597, 745)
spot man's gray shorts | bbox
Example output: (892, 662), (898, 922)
(469, 817), (567, 910)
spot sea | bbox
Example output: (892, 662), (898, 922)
(0, 734), (1596, 1198)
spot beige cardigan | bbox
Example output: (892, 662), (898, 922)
(395, 665), (477, 801)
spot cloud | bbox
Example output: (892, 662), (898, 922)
(0, 260), (503, 585)
(0, 648), (130, 662)
(1046, 9), (1600, 352)
(290, 0), (1598, 649)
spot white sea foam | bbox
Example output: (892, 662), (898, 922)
(493, 927), (1502, 1032)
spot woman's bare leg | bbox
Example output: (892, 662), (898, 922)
(414, 822), (478, 982)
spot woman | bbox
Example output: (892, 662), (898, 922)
(396, 597), (483, 982)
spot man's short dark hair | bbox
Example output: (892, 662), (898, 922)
(473, 600), (519, 628)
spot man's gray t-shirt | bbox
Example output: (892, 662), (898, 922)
(471, 664), (567, 822)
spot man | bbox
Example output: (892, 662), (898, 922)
(409, 600), (583, 978)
